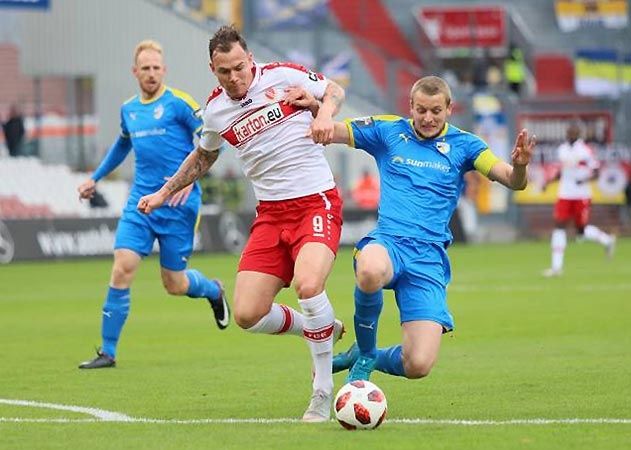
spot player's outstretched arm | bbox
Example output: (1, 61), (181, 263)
(488, 128), (536, 190)
(137, 147), (219, 214)
(78, 136), (132, 200)
(330, 122), (352, 146)
(305, 121), (351, 146)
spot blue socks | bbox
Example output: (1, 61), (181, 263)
(101, 287), (130, 358)
(375, 345), (405, 377)
(185, 269), (221, 300)
(354, 286), (383, 359)
(99, 270), (217, 359)
(354, 286), (405, 377)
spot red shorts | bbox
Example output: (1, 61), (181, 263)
(238, 188), (343, 286)
(554, 198), (591, 228)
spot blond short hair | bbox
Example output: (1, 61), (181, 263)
(410, 76), (452, 106)
(133, 39), (163, 64)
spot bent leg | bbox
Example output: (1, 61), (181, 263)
(156, 216), (222, 300)
(161, 267), (229, 329)
(160, 267), (221, 299)
(583, 224), (614, 246)
(234, 270), (305, 335)
(399, 320), (443, 378)
(371, 240), (448, 378)
(156, 208), (230, 328)
(372, 321), (443, 378)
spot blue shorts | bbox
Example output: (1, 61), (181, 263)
(355, 232), (454, 331)
(114, 203), (198, 272)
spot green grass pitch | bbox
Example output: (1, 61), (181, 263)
(1, 239), (630, 449)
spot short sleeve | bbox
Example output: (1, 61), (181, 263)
(171, 88), (203, 136)
(346, 116), (387, 156)
(199, 129), (223, 152)
(464, 133), (490, 172)
(178, 99), (203, 136)
(279, 63), (329, 99)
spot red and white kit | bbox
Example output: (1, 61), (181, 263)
(199, 62), (343, 283)
(200, 61), (335, 200)
(554, 138), (599, 226)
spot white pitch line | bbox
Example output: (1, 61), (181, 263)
(0, 399), (133, 421)
(1, 417), (631, 425)
(2, 399), (630, 426)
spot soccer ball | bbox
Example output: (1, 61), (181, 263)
(334, 380), (387, 430)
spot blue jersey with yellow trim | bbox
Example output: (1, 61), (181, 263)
(120, 86), (202, 202)
(347, 115), (493, 243)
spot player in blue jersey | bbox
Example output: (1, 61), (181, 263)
(76, 40), (230, 369)
(285, 75), (535, 382)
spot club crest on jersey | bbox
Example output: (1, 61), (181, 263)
(436, 141), (450, 154)
(264, 87), (276, 100)
(153, 104), (164, 119)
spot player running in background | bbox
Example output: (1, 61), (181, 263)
(77, 40), (229, 370)
(542, 122), (616, 277)
(137, 26), (345, 422)
(285, 75), (535, 382)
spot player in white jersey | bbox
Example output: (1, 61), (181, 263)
(543, 123), (616, 277)
(137, 25), (345, 422)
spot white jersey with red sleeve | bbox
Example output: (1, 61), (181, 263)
(556, 138), (599, 200)
(199, 62), (335, 201)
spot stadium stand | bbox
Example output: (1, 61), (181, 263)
(4, 0), (630, 241)
(0, 157), (127, 218)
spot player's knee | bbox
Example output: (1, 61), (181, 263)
(403, 355), (434, 379)
(234, 303), (265, 330)
(293, 275), (324, 299)
(110, 263), (135, 286)
(162, 278), (186, 296)
(355, 264), (387, 292)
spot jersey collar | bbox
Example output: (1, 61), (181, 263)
(139, 84), (167, 104)
(409, 120), (449, 140)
